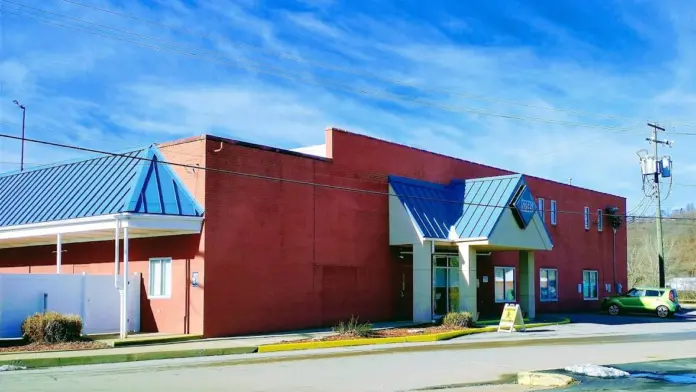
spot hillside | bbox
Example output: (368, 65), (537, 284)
(627, 209), (696, 289)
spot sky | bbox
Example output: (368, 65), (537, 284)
(1, 0), (695, 215)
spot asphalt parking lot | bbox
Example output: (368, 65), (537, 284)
(451, 308), (696, 343)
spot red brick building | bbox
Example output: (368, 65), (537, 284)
(0, 128), (627, 337)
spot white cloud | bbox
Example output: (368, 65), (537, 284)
(2, 0), (696, 213)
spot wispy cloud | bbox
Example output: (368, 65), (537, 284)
(1, 0), (695, 213)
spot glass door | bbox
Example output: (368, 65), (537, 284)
(432, 255), (460, 317)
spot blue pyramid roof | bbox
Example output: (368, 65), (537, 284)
(389, 174), (532, 240)
(0, 146), (204, 227)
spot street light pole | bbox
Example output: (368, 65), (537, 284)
(12, 100), (26, 171)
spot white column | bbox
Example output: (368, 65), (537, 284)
(412, 240), (433, 322)
(120, 226), (130, 339)
(519, 251), (536, 319)
(56, 234), (62, 274)
(457, 244), (478, 321)
(114, 219), (121, 288)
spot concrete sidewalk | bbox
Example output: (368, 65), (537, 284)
(0, 321), (418, 362)
(2, 313), (691, 365)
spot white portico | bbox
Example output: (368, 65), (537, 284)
(389, 174), (553, 322)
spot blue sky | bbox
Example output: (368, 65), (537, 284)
(0, 0), (695, 214)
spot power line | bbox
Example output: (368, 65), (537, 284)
(2, 131), (696, 222)
(3, 5), (691, 137)
(49, 0), (696, 130)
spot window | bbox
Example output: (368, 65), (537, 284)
(540, 268), (558, 301)
(597, 209), (603, 232)
(584, 207), (590, 230)
(494, 266), (516, 303)
(550, 200), (557, 226)
(582, 270), (599, 300)
(626, 288), (644, 297)
(432, 255), (460, 315)
(538, 198), (545, 221)
(645, 290), (661, 297)
(149, 258), (172, 298)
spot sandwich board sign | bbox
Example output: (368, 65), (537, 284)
(497, 303), (525, 333)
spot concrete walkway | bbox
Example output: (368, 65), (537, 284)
(0, 321), (417, 362)
(2, 312), (693, 363)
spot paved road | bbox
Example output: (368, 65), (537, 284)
(3, 331), (696, 392)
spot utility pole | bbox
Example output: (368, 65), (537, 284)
(645, 123), (673, 288)
(12, 100), (26, 171)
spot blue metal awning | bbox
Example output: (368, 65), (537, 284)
(389, 174), (550, 243)
(0, 145), (204, 228)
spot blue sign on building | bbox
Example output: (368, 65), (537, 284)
(510, 184), (537, 229)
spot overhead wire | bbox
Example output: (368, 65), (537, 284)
(2, 131), (696, 222)
(48, 0), (696, 131)
(2, 3), (692, 138)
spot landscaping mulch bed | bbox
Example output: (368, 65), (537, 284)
(0, 341), (108, 353)
(271, 325), (481, 345)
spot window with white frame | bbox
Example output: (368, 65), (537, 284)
(149, 258), (172, 298)
(494, 266), (516, 303)
(538, 198), (545, 221)
(583, 270), (599, 300)
(584, 207), (590, 230)
(540, 268), (558, 301)
(597, 209), (603, 232)
(550, 200), (557, 226)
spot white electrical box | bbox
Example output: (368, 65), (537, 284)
(641, 157), (658, 175)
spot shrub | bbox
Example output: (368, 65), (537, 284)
(442, 311), (473, 328)
(333, 315), (373, 338)
(21, 312), (83, 344)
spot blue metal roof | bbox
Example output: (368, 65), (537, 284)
(389, 174), (526, 240)
(0, 146), (204, 227)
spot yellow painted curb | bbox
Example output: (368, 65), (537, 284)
(257, 318), (570, 353)
(517, 371), (576, 387)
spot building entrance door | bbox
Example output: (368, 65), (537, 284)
(395, 260), (413, 321)
(476, 253), (496, 318)
(432, 254), (459, 317)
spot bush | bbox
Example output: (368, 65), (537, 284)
(21, 312), (83, 344)
(442, 311), (473, 328)
(333, 315), (373, 338)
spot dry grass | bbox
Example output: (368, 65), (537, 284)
(272, 324), (475, 344)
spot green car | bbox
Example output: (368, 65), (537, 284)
(601, 287), (680, 318)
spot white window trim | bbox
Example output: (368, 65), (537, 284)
(538, 198), (545, 222)
(550, 200), (557, 226)
(583, 207), (590, 230)
(540, 268), (559, 302)
(494, 266), (516, 303)
(597, 209), (603, 232)
(583, 270), (599, 301)
(148, 257), (173, 299)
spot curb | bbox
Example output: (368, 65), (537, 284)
(258, 318), (570, 353)
(0, 318), (570, 368)
(107, 334), (204, 348)
(0, 346), (258, 369)
(517, 371), (576, 387)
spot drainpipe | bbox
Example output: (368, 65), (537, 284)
(612, 227), (617, 293)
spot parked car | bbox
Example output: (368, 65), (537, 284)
(601, 287), (680, 318)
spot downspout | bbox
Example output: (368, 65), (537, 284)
(612, 227), (617, 294)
